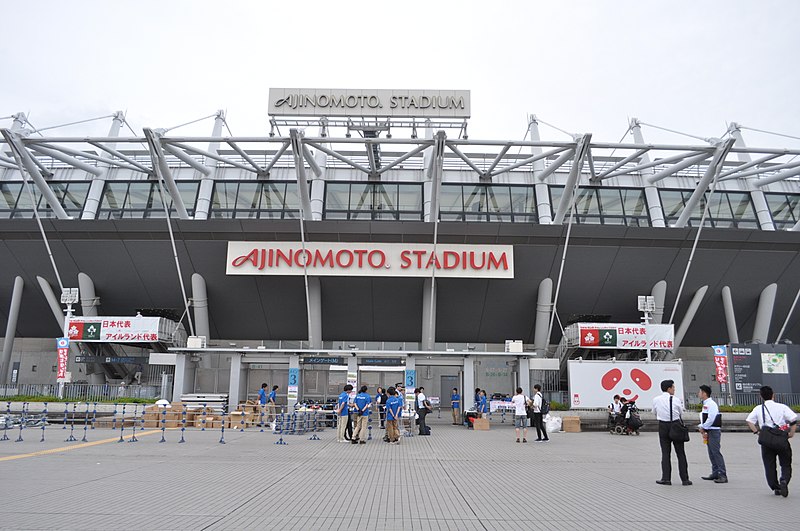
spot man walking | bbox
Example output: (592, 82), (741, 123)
(532, 384), (549, 442)
(511, 387), (528, 443)
(336, 384), (353, 442)
(451, 387), (461, 425)
(698, 385), (727, 483)
(746, 385), (797, 497)
(385, 387), (402, 444)
(266, 385), (278, 422)
(652, 379), (691, 486)
(257, 383), (269, 426)
(352, 385), (371, 445)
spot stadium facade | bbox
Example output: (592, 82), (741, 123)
(1, 88), (799, 407)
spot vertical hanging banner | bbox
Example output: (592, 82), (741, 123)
(712, 345), (729, 384)
(56, 337), (69, 380)
(288, 368), (299, 402)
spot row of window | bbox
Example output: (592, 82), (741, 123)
(0, 180), (798, 229)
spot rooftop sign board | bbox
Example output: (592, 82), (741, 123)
(227, 242), (512, 279)
(268, 88), (470, 118)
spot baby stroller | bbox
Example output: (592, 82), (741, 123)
(610, 400), (642, 435)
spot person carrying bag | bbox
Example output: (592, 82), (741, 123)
(669, 396), (690, 443)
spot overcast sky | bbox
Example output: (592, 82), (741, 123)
(1, 0), (798, 148)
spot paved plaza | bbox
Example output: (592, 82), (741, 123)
(0, 418), (793, 530)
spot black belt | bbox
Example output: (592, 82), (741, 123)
(658, 420), (673, 424)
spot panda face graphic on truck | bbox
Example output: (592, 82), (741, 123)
(600, 367), (652, 402)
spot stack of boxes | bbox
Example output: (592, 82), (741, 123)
(142, 403), (222, 429)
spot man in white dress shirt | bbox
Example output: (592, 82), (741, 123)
(652, 379), (691, 486)
(746, 385), (797, 497)
(698, 385), (727, 483)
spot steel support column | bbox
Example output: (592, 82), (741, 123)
(228, 353), (243, 410)
(77, 272), (106, 384)
(289, 129), (314, 220)
(307, 277), (322, 349)
(518, 356), (531, 394)
(673, 285), (709, 352)
(629, 119), (666, 227)
(191, 273), (210, 339)
(553, 134), (591, 224)
(651, 280), (667, 324)
(1, 276), (24, 383)
(728, 123), (775, 230)
(534, 278), (553, 354)
(288, 354), (300, 408)
(462, 357), (475, 411)
(721, 286), (739, 344)
(1, 129), (70, 219)
(752, 283), (777, 343)
(424, 131), (446, 222)
(673, 138), (736, 228)
(81, 113), (125, 220)
(529, 117), (553, 224)
(422, 278), (437, 351)
(143, 128), (190, 220)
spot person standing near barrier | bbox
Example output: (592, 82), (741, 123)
(267, 385), (278, 422)
(478, 390), (488, 419)
(385, 387), (402, 444)
(336, 384), (353, 443)
(653, 379), (691, 486)
(697, 385), (727, 483)
(746, 385), (797, 497)
(375, 387), (387, 429)
(511, 387), (528, 443)
(416, 387), (431, 435)
(352, 385), (371, 444)
(451, 388), (461, 425)
(532, 384), (549, 442)
(257, 383), (269, 425)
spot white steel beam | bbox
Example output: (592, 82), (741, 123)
(646, 152), (712, 184)
(673, 138), (736, 228)
(604, 150), (709, 180)
(1, 129), (70, 219)
(28, 145), (104, 176)
(728, 159), (800, 181)
(264, 141), (291, 175)
(301, 145), (322, 177)
(289, 129), (314, 221)
(33, 143), (142, 173)
(168, 141), (256, 173)
(629, 119), (666, 227)
(87, 142), (151, 173)
(727, 124), (775, 230)
(593, 149), (649, 181)
(162, 143), (212, 175)
(553, 134), (591, 224)
(445, 143), (484, 175)
(718, 153), (783, 180)
(489, 146), (569, 178)
(304, 141), (370, 174)
(426, 131), (446, 222)
(142, 128), (190, 220)
(482, 145), (511, 180)
(226, 140), (265, 174)
(754, 165), (800, 187)
(528, 117), (553, 224)
(377, 143), (430, 175)
(536, 148), (575, 182)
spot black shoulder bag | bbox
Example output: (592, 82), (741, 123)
(668, 396), (690, 443)
(758, 404), (790, 452)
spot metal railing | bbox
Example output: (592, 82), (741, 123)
(0, 383), (160, 401)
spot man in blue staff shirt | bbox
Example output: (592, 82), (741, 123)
(451, 388), (461, 425)
(267, 385), (278, 422)
(336, 384), (353, 443)
(352, 385), (372, 445)
(385, 387), (402, 444)
(257, 383), (268, 426)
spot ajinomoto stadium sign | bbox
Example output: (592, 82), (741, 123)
(268, 88), (470, 118)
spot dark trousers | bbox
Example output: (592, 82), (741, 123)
(658, 421), (688, 481)
(418, 410), (429, 435)
(706, 429), (727, 478)
(533, 412), (548, 440)
(761, 442), (792, 490)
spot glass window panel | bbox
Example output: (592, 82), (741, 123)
(0, 183), (22, 209)
(212, 182), (238, 210)
(260, 182), (285, 210)
(373, 184), (397, 212)
(727, 193), (756, 220)
(439, 185), (463, 211)
(349, 183), (371, 211)
(598, 189), (624, 215)
(324, 210), (348, 220)
(510, 186), (535, 214)
(235, 182), (259, 210)
(399, 211), (423, 220)
(621, 189), (647, 216)
(574, 188), (600, 215)
(61, 182), (90, 210)
(659, 191), (684, 218)
(397, 184), (422, 211)
(325, 183), (350, 211)
(485, 186), (511, 213)
(463, 185), (487, 213)
(766, 194), (797, 223)
(737, 221), (759, 229)
(284, 183), (301, 210)
(704, 192), (729, 220)
(14, 184), (41, 210)
(49, 182), (68, 202)
(512, 214), (537, 224)
(175, 181), (200, 210)
(127, 182), (153, 209)
(549, 186), (564, 218)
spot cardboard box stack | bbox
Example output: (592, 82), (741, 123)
(562, 416), (581, 433)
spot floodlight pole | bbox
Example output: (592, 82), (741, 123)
(59, 288), (79, 399)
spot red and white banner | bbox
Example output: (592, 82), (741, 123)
(56, 337), (69, 380)
(67, 317), (162, 343)
(226, 242), (514, 278)
(577, 323), (674, 350)
(713, 345), (729, 384)
(568, 360), (684, 408)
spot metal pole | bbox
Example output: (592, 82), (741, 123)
(1, 277), (24, 383)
